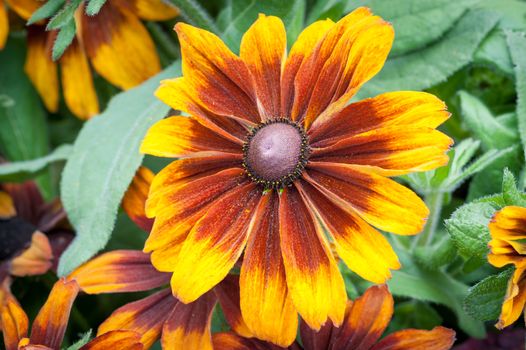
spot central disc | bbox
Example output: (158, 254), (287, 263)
(244, 119), (308, 188)
(0, 217), (36, 260)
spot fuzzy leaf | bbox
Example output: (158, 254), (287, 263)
(507, 31), (526, 162)
(52, 19), (76, 61)
(0, 145), (71, 181)
(66, 330), (93, 350)
(502, 168), (526, 206)
(86, 0), (107, 16)
(28, 0), (65, 24)
(446, 202), (499, 260)
(414, 237), (457, 270)
(57, 63), (180, 276)
(464, 269), (513, 321)
(47, 0), (82, 30)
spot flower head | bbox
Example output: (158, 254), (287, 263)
(141, 7), (452, 346)
(488, 205), (526, 328)
(0, 277), (144, 350)
(3, 0), (178, 119)
(213, 285), (456, 350)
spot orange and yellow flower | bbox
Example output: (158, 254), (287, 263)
(1, 277), (144, 350)
(0, 181), (73, 285)
(141, 7), (452, 346)
(213, 285), (456, 350)
(1, 0), (178, 119)
(488, 205), (526, 328)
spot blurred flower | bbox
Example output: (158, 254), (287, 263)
(65, 167), (250, 350)
(0, 180), (73, 285)
(0, 277), (144, 350)
(141, 6), (452, 346)
(2, 0), (178, 119)
(213, 285), (456, 350)
(488, 206), (526, 328)
(454, 328), (525, 350)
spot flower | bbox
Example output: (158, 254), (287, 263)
(1, 0), (178, 119)
(0, 180), (73, 285)
(141, 7), (452, 346)
(213, 285), (456, 350)
(66, 168), (251, 350)
(488, 205), (526, 328)
(0, 277), (144, 350)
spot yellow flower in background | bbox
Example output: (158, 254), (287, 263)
(1, 0), (178, 120)
(141, 7), (452, 347)
(488, 205), (526, 328)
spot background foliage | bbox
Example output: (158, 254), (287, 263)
(1, 0), (526, 348)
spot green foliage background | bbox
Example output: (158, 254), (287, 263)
(1, 0), (526, 347)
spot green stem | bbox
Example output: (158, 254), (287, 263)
(166, 0), (219, 33)
(414, 191), (445, 248)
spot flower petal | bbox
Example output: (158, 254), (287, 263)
(161, 291), (216, 350)
(0, 191), (16, 219)
(309, 91), (450, 146)
(5, 0), (40, 20)
(489, 206), (526, 267)
(81, 330), (144, 350)
(97, 289), (177, 349)
(371, 326), (455, 350)
(0, 2), (7, 50)
(10, 231), (53, 277)
(281, 19), (334, 118)
(129, 0), (179, 21)
(212, 333), (260, 350)
(30, 278), (80, 349)
(175, 22), (259, 123)
(311, 126), (453, 177)
(279, 186), (346, 330)
(3, 182), (44, 225)
(240, 191), (297, 346)
(60, 39), (99, 120)
(240, 14), (286, 119)
(297, 181), (400, 284)
(122, 166), (155, 232)
(299, 319), (333, 350)
(25, 26), (58, 113)
(155, 77), (249, 142)
(1, 291), (28, 350)
(305, 162), (429, 235)
(68, 250), (170, 294)
(144, 166), (245, 271)
(496, 265), (526, 329)
(79, 1), (160, 90)
(140, 116), (242, 158)
(331, 285), (393, 350)
(169, 183), (260, 303)
(214, 275), (252, 338)
(290, 7), (393, 128)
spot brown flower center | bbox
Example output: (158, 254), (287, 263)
(0, 217), (36, 261)
(243, 118), (309, 189)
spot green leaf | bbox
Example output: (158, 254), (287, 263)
(507, 31), (526, 163)
(357, 9), (500, 99)
(502, 168), (526, 206)
(446, 202), (498, 261)
(306, 0), (344, 24)
(66, 330), (93, 350)
(458, 91), (519, 150)
(414, 236), (457, 270)
(0, 37), (51, 197)
(388, 301), (442, 334)
(47, 0), (83, 30)
(28, 0), (65, 24)
(464, 268), (513, 321)
(86, 0), (108, 16)
(0, 145), (71, 181)
(52, 19), (76, 61)
(388, 254), (485, 337)
(347, 0), (478, 57)
(217, 0), (306, 52)
(166, 0), (219, 33)
(57, 62), (180, 276)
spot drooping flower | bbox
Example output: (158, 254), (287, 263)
(488, 205), (526, 328)
(0, 180), (73, 286)
(65, 167), (250, 350)
(141, 7), (452, 346)
(2, 0), (178, 119)
(0, 277), (144, 350)
(213, 285), (456, 350)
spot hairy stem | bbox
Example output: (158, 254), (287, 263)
(415, 190), (445, 248)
